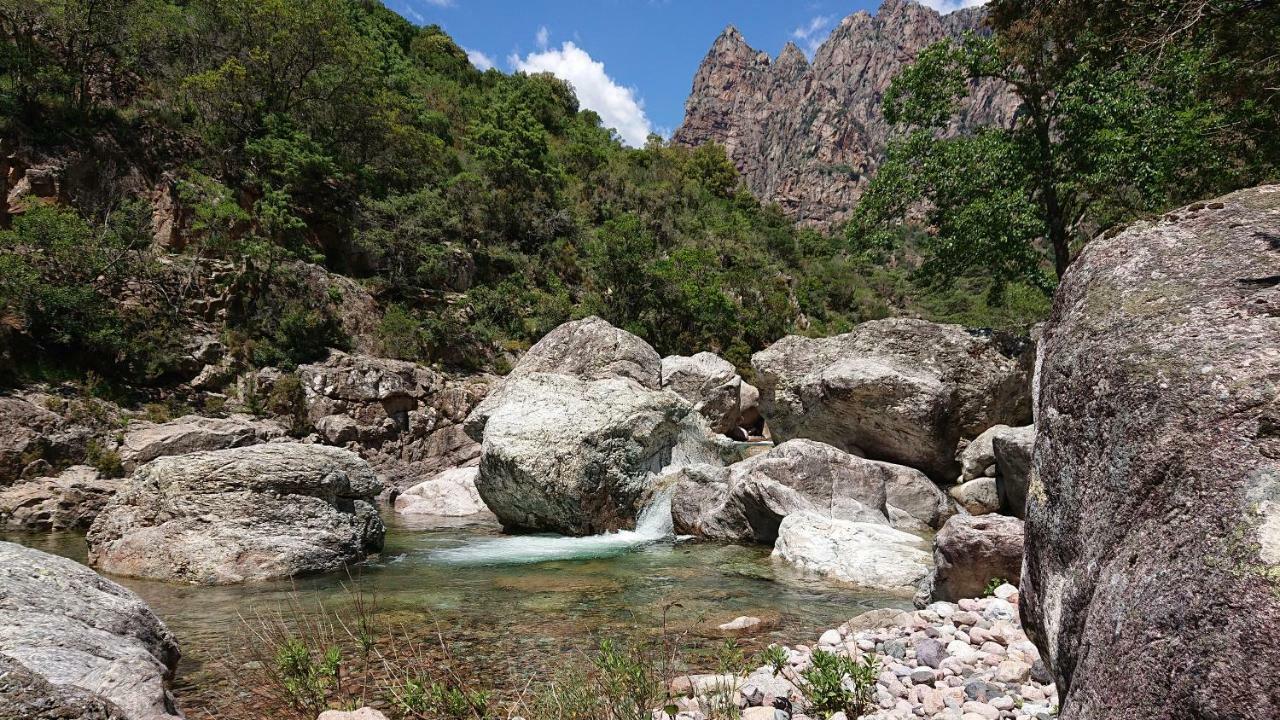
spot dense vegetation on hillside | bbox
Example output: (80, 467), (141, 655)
(848, 0), (1279, 290)
(0, 0), (1053, 390)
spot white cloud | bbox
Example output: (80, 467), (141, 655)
(535, 25), (550, 49)
(916, 0), (987, 13)
(791, 14), (833, 57)
(464, 47), (495, 71)
(422, 0), (453, 6)
(510, 41), (654, 147)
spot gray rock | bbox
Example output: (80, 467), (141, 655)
(298, 351), (491, 490)
(751, 319), (1031, 481)
(1022, 185), (1280, 718)
(393, 467), (490, 517)
(772, 511), (932, 593)
(918, 514), (1023, 605)
(661, 352), (745, 434)
(0, 653), (127, 720)
(915, 638), (947, 669)
(991, 425), (1034, 519)
(948, 476), (999, 515)
(87, 444), (384, 584)
(0, 395), (93, 487)
(466, 373), (727, 535)
(508, 316), (662, 389)
(0, 542), (181, 719)
(0, 465), (121, 530)
(119, 414), (285, 469)
(957, 425), (1010, 482)
(672, 439), (895, 543)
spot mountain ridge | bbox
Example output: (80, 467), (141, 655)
(673, 0), (1019, 229)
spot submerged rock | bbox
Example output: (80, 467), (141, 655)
(1023, 185), (1280, 718)
(752, 319), (1030, 481)
(0, 542), (181, 719)
(87, 444), (384, 584)
(393, 466), (489, 517)
(772, 511), (932, 593)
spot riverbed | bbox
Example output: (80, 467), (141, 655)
(2, 509), (911, 716)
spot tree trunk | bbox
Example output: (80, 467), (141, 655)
(1027, 99), (1071, 278)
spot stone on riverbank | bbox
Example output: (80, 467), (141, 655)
(661, 352), (755, 435)
(752, 319), (1030, 481)
(507, 315), (662, 389)
(0, 542), (181, 720)
(86, 444), (384, 584)
(991, 425), (1034, 518)
(1023, 185), (1280, 718)
(772, 511), (932, 593)
(119, 413), (285, 469)
(917, 514), (1024, 606)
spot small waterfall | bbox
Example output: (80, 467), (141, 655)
(430, 485), (676, 567)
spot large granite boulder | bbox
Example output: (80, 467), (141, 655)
(772, 511), (932, 593)
(297, 351), (492, 489)
(508, 316), (662, 389)
(917, 514), (1024, 605)
(0, 542), (181, 719)
(752, 319), (1031, 481)
(672, 439), (948, 542)
(119, 414), (285, 469)
(0, 465), (121, 530)
(86, 444), (384, 584)
(991, 425), (1034, 518)
(393, 467), (490, 517)
(1023, 186), (1280, 719)
(661, 352), (755, 435)
(465, 373), (727, 534)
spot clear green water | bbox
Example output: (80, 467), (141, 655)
(2, 510), (910, 712)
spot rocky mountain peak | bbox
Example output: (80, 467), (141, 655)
(674, 2), (1019, 229)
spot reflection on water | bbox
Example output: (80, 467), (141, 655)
(2, 505), (911, 713)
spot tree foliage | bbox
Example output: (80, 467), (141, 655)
(848, 0), (1279, 295)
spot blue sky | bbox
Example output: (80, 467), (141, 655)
(384, 1), (984, 145)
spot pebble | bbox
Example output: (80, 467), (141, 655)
(818, 628), (842, 646)
(909, 667), (935, 683)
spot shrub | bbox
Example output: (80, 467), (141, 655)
(85, 439), (125, 479)
(800, 649), (878, 719)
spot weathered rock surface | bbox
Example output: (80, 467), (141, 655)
(0, 653), (127, 720)
(772, 511), (931, 593)
(918, 514), (1024, 606)
(466, 373), (727, 535)
(393, 466), (489, 517)
(0, 465), (121, 530)
(507, 316), (661, 389)
(948, 476), (999, 515)
(752, 319), (1031, 481)
(119, 414), (285, 469)
(0, 394), (93, 486)
(1023, 185), (1280, 718)
(661, 352), (751, 434)
(674, 0), (1016, 229)
(673, 439), (948, 542)
(991, 425), (1034, 518)
(87, 444), (384, 584)
(298, 351), (491, 489)
(957, 425), (1008, 482)
(0, 542), (181, 719)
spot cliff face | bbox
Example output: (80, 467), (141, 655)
(674, 0), (1018, 229)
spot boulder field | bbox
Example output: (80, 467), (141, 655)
(752, 318), (1031, 482)
(1023, 185), (1280, 717)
